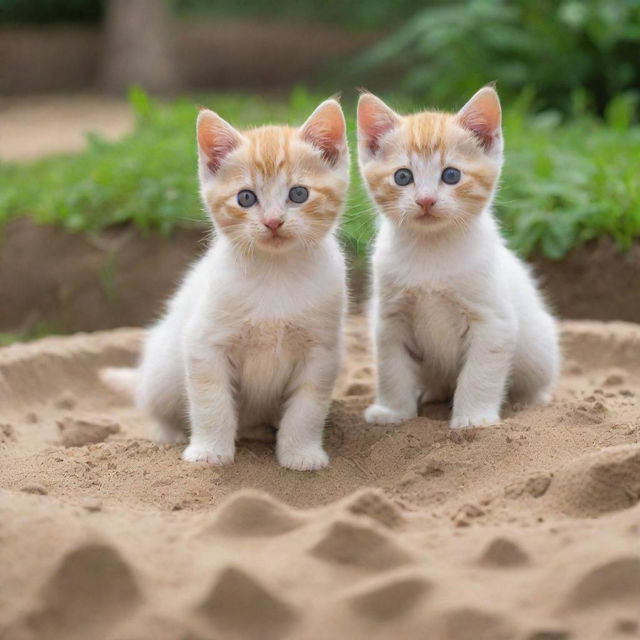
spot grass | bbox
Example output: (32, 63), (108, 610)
(1, 87), (639, 259)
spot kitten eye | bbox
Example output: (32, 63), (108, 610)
(288, 186), (309, 204)
(237, 190), (258, 208)
(394, 168), (413, 186)
(441, 167), (461, 185)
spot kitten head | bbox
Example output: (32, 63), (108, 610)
(357, 86), (503, 234)
(197, 99), (349, 254)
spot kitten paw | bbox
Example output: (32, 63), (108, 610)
(450, 413), (500, 429)
(277, 445), (329, 471)
(364, 404), (415, 425)
(182, 443), (234, 465)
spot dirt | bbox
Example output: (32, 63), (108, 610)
(0, 315), (639, 640)
(0, 94), (134, 162)
(535, 239), (640, 322)
(0, 218), (202, 334)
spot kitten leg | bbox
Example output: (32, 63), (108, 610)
(276, 347), (338, 471)
(365, 320), (421, 425)
(451, 315), (516, 429)
(183, 345), (237, 465)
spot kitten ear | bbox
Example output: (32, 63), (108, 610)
(197, 108), (243, 174)
(357, 92), (400, 155)
(300, 99), (347, 165)
(457, 86), (502, 152)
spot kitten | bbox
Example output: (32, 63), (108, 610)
(103, 99), (349, 470)
(357, 86), (559, 429)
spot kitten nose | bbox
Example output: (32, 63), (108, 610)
(416, 197), (437, 211)
(264, 217), (284, 232)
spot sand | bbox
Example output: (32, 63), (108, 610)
(0, 316), (639, 640)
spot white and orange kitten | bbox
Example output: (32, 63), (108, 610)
(104, 100), (349, 470)
(357, 87), (559, 429)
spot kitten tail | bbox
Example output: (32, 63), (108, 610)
(99, 367), (138, 400)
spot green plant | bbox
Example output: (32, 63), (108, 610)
(173, 0), (431, 30)
(354, 0), (640, 115)
(499, 93), (640, 258)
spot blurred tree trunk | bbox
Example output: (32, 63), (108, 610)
(101, 0), (180, 94)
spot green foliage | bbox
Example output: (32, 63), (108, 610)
(1, 89), (639, 259)
(0, 88), (311, 235)
(500, 96), (640, 258)
(173, 0), (430, 30)
(355, 0), (640, 115)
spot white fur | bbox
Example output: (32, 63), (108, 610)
(359, 91), (559, 429)
(120, 102), (349, 470)
(365, 212), (559, 429)
(136, 235), (346, 469)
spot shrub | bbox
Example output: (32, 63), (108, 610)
(354, 0), (640, 115)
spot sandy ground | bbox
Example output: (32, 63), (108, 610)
(0, 316), (639, 640)
(0, 94), (133, 162)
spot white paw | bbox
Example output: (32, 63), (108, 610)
(364, 404), (415, 425)
(450, 413), (500, 429)
(182, 443), (234, 465)
(277, 445), (329, 471)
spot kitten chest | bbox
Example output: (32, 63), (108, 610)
(226, 320), (313, 412)
(405, 287), (471, 372)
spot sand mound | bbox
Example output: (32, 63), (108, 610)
(9, 541), (140, 640)
(57, 415), (121, 447)
(478, 537), (530, 567)
(204, 489), (306, 537)
(344, 570), (432, 621)
(1, 317), (640, 639)
(310, 518), (415, 570)
(340, 487), (405, 529)
(545, 444), (640, 517)
(561, 556), (640, 611)
(198, 565), (299, 640)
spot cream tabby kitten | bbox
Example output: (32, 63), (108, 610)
(357, 86), (559, 429)
(103, 99), (349, 470)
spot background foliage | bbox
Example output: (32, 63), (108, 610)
(355, 0), (640, 115)
(1, 88), (639, 259)
(1, 0), (639, 258)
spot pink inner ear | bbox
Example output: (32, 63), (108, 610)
(458, 89), (501, 151)
(301, 102), (345, 165)
(197, 112), (240, 173)
(460, 111), (496, 150)
(358, 95), (399, 154)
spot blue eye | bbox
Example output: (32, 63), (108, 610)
(289, 186), (309, 204)
(441, 167), (461, 185)
(394, 168), (413, 186)
(237, 190), (258, 207)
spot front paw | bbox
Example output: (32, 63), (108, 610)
(450, 413), (500, 429)
(277, 445), (329, 471)
(364, 404), (415, 425)
(182, 443), (234, 465)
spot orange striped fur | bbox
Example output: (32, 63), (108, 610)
(197, 101), (348, 254)
(357, 89), (502, 234)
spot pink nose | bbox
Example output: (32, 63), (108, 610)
(264, 218), (283, 232)
(416, 197), (437, 211)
